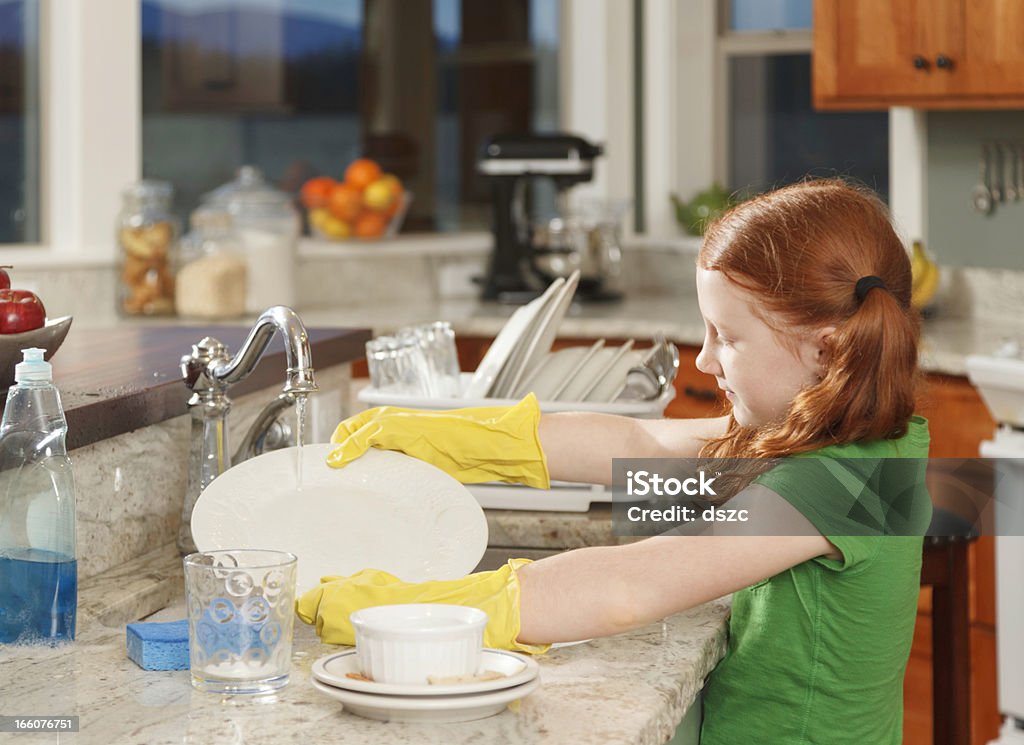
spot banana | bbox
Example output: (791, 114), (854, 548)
(912, 259), (940, 310)
(909, 241), (940, 309)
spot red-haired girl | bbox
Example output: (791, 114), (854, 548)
(300, 179), (931, 744)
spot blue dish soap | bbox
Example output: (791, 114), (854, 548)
(0, 348), (78, 644)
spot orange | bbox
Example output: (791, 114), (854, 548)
(344, 158), (382, 190)
(300, 176), (335, 209)
(327, 183), (362, 222)
(353, 211), (388, 239)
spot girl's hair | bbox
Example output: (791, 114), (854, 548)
(697, 178), (921, 460)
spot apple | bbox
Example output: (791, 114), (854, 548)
(0, 289), (46, 334)
(0, 266), (11, 290)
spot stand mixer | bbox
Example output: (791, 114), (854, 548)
(477, 133), (624, 304)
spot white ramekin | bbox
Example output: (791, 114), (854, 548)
(349, 604), (488, 685)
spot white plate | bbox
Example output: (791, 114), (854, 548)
(483, 276), (565, 399)
(312, 648), (539, 696)
(311, 676), (540, 723)
(462, 279), (563, 399)
(546, 340), (605, 400)
(574, 340), (635, 402)
(554, 341), (631, 402)
(586, 348), (645, 403)
(513, 341), (603, 400)
(191, 445), (488, 594)
(498, 271), (580, 398)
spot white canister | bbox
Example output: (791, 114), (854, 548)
(204, 166), (299, 313)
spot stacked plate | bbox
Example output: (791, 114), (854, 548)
(509, 339), (645, 403)
(310, 649), (541, 722)
(465, 271), (581, 399)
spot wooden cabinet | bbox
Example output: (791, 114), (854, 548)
(905, 374), (1000, 745)
(813, 0), (1024, 110)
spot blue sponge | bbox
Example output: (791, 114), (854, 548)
(126, 619), (190, 671)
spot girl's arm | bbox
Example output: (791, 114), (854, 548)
(538, 413), (731, 485)
(516, 530), (834, 644)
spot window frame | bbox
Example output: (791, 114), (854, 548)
(3, 0), (636, 261)
(0, 0), (140, 265)
(662, 1), (926, 245)
(1, 1), (927, 258)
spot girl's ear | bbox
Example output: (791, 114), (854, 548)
(813, 326), (836, 358)
(811, 326), (837, 375)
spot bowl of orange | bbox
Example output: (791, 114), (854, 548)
(302, 159), (410, 241)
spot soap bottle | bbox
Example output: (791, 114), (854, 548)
(0, 348), (78, 644)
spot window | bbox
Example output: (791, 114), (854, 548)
(0, 0), (40, 243)
(141, 0), (561, 233)
(720, 0), (889, 200)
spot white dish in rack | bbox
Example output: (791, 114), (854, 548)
(513, 340), (603, 400)
(494, 271), (580, 398)
(485, 277), (566, 399)
(586, 348), (645, 403)
(463, 278), (564, 400)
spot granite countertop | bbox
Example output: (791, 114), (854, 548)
(294, 296), (1021, 378)
(2, 544), (730, 745)
(41, 325), (370, 450)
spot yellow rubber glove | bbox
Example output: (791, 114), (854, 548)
(295, 559), (549, 655)
(327, 394), (550, 489)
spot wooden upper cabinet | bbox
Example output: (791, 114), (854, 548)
(814, 0), (1024, 109)
(962, 0), (1024, 96)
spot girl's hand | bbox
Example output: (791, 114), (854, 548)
(327, 395), (550, 488)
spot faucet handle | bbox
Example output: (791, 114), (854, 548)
(182, 336), (230, 392)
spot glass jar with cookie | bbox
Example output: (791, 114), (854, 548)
(116, 180), (180, 316)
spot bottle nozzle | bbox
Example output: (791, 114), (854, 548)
(15, 347), (52, 383)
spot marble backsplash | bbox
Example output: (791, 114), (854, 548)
(72, 364), (351, 580)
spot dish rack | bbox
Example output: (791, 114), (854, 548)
(358, 373), (676, 418)
(357, 375), (674, 511)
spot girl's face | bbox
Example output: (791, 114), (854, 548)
(695, 267), (831, 428)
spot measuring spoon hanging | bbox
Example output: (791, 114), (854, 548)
(972, 143), (994, 215)
(1016, 144), (1023, 203)
(993, 143), (1004, 203)
(1003, 143), (1019, 202)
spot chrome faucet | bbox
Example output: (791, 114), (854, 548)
(177, 306), (319, 554)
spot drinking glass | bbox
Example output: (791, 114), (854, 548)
(365, 335), (432, 396)
(397, 322), (461, 398)
(184, 549), (298, 695)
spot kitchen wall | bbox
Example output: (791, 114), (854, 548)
(927, 111), (1024, 270)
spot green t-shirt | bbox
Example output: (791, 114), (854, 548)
(699, 416), (932, 745)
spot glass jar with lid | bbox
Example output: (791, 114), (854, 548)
(175, 207), (248, 320)
(116, 180), (180, 316)
(202, 166), (300, 314)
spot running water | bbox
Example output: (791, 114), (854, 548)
(294, 394), (308, 491)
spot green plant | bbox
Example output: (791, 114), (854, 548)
(669, 183), (737, 236)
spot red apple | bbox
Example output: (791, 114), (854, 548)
(0, 289), (46, 334)
(0, 266), (11, 290)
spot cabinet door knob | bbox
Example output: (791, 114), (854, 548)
(912, 55), (929, 70)
(684, 385), (718, 402)
(936, 54), (954, 70)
